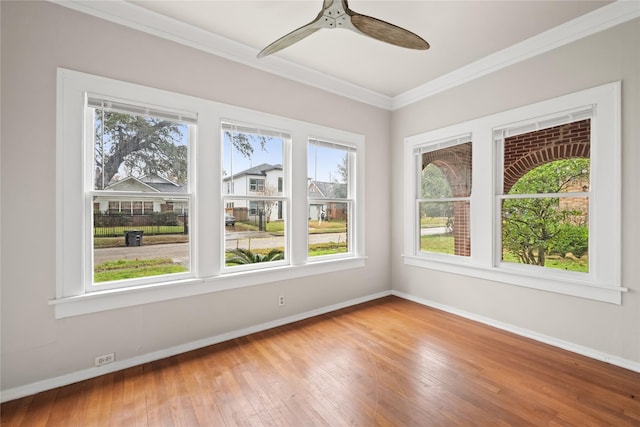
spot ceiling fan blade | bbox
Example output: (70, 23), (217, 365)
(350, 14), (429, 50)
(257, 21), (322, 58)
(257, 0), (429, 58)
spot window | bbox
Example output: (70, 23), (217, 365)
(249, 178), (265, 192)
(222, 122), (287, 269)
(55, 69), (365, 318)
(88, 97), (194, 291)
(307, 140), (356, 258)
(404, 82), (624, 303)
(497, 116), (591, 274)
(415, 136), (471, 258)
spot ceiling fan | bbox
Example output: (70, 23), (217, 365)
(257, 0), (430, 58)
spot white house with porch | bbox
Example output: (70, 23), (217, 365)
(93, 174), (189, 214)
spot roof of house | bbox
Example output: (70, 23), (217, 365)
(105, 174), (186, 193)
(308, 180), (347, 199)
(224, 163), (282, 181)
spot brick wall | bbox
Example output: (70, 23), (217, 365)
(421, 120), (590, 257)
(503, 119), (590, 193)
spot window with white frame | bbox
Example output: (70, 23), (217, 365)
(55, 69), (365, 318)
(222, 122), (288, 269)
(307, 139), (356, 258)
(249, 178), (266, 192)
(414, 136), (472, 258)
(404, 82), (624, 304)
(88, 96), (194, 291)
(496, 114), (591, 274)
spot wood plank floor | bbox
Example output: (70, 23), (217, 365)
(2, 296), (639, 426)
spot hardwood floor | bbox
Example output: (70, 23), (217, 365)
(2, 296), (639, 426)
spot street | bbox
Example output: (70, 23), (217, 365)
(94, 231), (347, 265)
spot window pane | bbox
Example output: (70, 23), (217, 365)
(421, 142), (471, 198)
(224, 199), (286, 267)
(501, 197), (589, 272)
(223, 128), (283, 196)
(501, 119), (590, 274)
(308, 142), (349, 197)
(93, 196), (190, 283)
(93, 107), (189, 191)
(419, 201), (469, 256)
(308, 141), (352, 257)
(308, 201), (349, 257)
(503, 120), (590, 194)
(419, 141), (471, 257)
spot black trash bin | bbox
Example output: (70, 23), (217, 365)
(124, 230), (143, 246)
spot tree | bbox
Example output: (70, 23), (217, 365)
(332, 153), (349, 199)
(260, 183), (279, 224)
(336, 153), (348, 182)
(95, 110), (271, 189)
(224, 131), (270, 160)
(421, 163), (453, 218)
(502, 158), (589, 266)
(95, 111), (186, 189)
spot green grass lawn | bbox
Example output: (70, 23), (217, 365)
(233, 219), (347, 235)
(420, 217), (449, 228)
(420, 233), (455, 254)
(94, 258), (187, 282)
(308, 241), (347, 256)
(421, 234), (588, 272)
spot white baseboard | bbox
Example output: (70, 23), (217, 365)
(1, 290), (392, 403)
(391, 290), (640, 374)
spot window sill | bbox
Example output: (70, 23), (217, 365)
(50, 257), (366, 318)
(403, 255), (626, 304)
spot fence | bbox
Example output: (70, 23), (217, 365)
(94, 212), (188, 237)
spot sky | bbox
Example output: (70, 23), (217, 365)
(222, 132), (348, 183)
(96, 114), (348, 186)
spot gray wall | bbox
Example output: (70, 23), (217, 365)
(0, 1), (391, 392)
(2, 0), (639, 396)
(391, 18), (640, 364)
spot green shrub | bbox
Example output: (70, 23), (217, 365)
(550, 224), (588, 257)
(151, 211), (178, 226)
(226, 248), (284, 265)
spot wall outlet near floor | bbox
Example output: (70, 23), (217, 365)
(95, 352), (115, 367)
(278, 295), (285, 306)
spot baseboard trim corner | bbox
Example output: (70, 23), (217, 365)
(391, 290), (640, 374)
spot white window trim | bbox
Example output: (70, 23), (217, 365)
(403, 82), (626, 304)
(53, 68), (365, 318)
(414, 134), (472, 259)
(220, 122), (291, 274)
(307, 139), (358, 261)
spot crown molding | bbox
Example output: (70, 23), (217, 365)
(392, 0), (640, 110)
(51, 0), (393, 110)
(52, 1), (638, 111)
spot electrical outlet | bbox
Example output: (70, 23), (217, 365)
(95, 352), (115, 367)
(278, 295), (285, 306)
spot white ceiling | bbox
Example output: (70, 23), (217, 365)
(63, 1), (639, 108)
(129, 1), (609, 94)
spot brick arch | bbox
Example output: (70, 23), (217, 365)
(422, 142), (472, 197)
(421, 142), (472, 256)
(502, 119), (590, 193)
